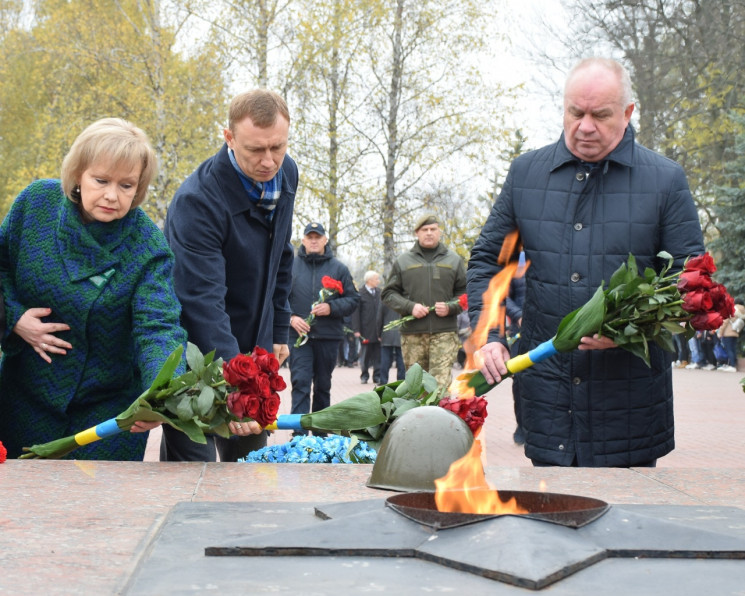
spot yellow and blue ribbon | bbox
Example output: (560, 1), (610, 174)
(264, 414), (303, 432)
(505, 339), (559, 375)
(73, 418), (122, 446)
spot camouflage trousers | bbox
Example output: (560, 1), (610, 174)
(401, 332), (460, 389)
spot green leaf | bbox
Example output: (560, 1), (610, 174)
(195, 386), (215, 417)
(553, 285), (607, 352)
(391, 397), (419, 417)
(624, 323), (638, 336)
(380, 386), (397, 403)
(404, 363), (424, 396)
(421, 370), (439, 394)
(167, 418), (207, 444)
(185, 342), (205, 375)
(394, 381), (410, 397)
(176, 394), (195, 421)
(301, 391), (387, 432)
(141, 345), (184, 398)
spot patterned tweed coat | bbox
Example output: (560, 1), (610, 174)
(0, 180), (187, 460)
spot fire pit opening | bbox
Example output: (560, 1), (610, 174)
(386, 490), (610, 529)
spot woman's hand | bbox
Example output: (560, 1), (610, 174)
(130, 421), (162, 433)
(13, 308), (73, 364)
(229, 420), (263, 436)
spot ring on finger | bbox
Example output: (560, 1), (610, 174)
(41, 343), (47, 349)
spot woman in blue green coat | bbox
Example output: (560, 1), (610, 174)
(0, 118), (187, 460)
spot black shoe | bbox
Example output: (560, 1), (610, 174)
(361, 376), (369, 384)
(513, 426), (525, 445)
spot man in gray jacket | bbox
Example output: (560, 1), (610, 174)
(467, 58), (704, 467)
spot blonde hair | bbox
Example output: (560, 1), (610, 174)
(228, 89), (290, 131)
(61, 118), (157, 209)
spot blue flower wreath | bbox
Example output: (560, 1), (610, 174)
(241, 434), (377, 464)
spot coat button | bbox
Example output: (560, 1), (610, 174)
(568, 409), (572, 415)
(558, 444), (565, 450)
(574, 222), (583, 231)
(576, 172), (585, 181)
(572, 377), (581, 385)
(571, 272), (580, 282)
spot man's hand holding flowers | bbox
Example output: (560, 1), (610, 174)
(384, 294), (468, 331)
(293, 275), (345, 347)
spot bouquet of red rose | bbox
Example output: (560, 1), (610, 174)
(464, 252), (735, 396)
(295, 275), (345, 347)
(383, 293), (468, 332)
(19, 343), (285, 459)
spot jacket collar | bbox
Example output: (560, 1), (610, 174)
(411, 241), (447, 258)
(298, 243), (333, 262)
(56, 196), (128, 282)
(550, 125), (636, 172)
(215, 144), (294, 225)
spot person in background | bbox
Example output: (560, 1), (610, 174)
(0, 118), (186, 460)
(378, 302), (406, 384)
(162, 89), (298, 462)
(382, 214), (467, 389)
(698, 330), (718, 371)
(717, 301), (745, 372)
(672, 330), (690, 368)
(467, 58), (704, 467)
(685, 333), (705, 370)
(353, 270), (382, 384)
(288, 222), (359, 429)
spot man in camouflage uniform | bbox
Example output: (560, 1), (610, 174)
(382, 215), (467, 389)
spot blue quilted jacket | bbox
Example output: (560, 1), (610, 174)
(467, 127), (704, 466)
(0, 180), (187, 459)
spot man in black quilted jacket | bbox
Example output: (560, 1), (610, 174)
(467, 58), (704, 467)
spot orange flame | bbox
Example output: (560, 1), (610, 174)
(434, 439), (528, 515)
(449, 230), (529, 398)
(463, 230), (528, 372)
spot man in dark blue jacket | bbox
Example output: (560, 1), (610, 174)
(468, 58), (704, 467)
(161, 89), (298, 461)
(289, 223), (359, 426)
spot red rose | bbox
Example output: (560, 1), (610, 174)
(710, 284), (735, 319)
(223, 354), (259, 388)
(677, 270), (714, 292)
(690, 311), (724, 331)
(227, 391), (262, 420)
(0, 440), (7, 464)
(257, 392), (281, 427)
(255, 374), (272, 398)
(684, 253), (717, 275)
(439, 396), (488, 433)
(681, 289), (714, 313)
(252, 347), (279, 374)
(269, 373), (287, 392)
(321, 275), (344, 295)
(439, 397), (463, 415)
(458, 294), (468, 310)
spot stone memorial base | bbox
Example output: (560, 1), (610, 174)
(1, 461), (744, 594)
